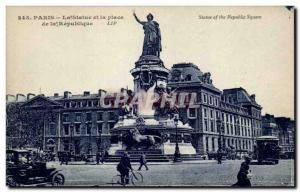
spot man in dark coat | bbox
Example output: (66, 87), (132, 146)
(117, 152), (132, 185)
(138, 153), (149, 171)
(59, 152), (64, 165)
(232, 156), (252, 187)
(217, 149), (222, 164)
(101, 150), (105, 164)
(96, 152), (101, 165)
(66, 152), (71, 165)
(60, 152), (69, 165)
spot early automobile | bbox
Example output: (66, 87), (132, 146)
(6, 149), (65, 187)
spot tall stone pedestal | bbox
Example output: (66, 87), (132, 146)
(130, 55), (169, 93)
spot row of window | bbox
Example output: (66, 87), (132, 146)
(224, 138), (252, 150)
(222, 113), (252, 126)
(48, 122), (115, 136)
(252, 129), (262, 137)
(202, 93), (219, 107)
(203, 119), (252, 137)
(252, 109), (261, 119)
(205, 136), (252, 152)
(64, 100), (99, 108)
(221, 102), (249, 115)
(224, 123), (251, 137)
(252, 119), (261, 129)
(202, 108), (253, 127)
(203, 107), (218, 119)
(203, 119), (216, 132)
(62, 111), (116, 122)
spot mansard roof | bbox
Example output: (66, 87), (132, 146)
(222, 87), (262, 109)
(168, 62), (221, 93)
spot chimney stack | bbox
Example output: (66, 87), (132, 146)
(6, 94), (16, 103)
(250, 94), (256, 101)
(83, 91), (90, 96)
(27, 93), (35, 100)
(98, 89), (107, 97)
(16, 94), (26, 102)
(64, 91), (72, 98)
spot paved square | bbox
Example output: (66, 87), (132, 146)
(47, 159), (294, 187)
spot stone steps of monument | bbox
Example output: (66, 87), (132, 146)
(108, 149), (205, 162)
(166, 154), (205, 161)
(108, 155), (169, 159)
(106, 149), (169, 162)
(112, 154), (168, 157)
(104, 156), (170, 163)
(115, 149), (163, 155)
(105, 154), (204, 162)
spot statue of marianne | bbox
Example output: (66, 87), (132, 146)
(133, 11), (162, 57)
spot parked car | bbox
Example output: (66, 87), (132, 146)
(6, 149), (65, 187)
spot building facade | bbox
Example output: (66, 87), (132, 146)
(262, 114), (279, 137)
(261, 114), (295, 155)
(7, 63), (265, 156)
(168, 63), (262, 155)
(276, 117), (295, 155)
(7, 91), (119, 155)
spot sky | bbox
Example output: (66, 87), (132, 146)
(6, 6), (294, 118)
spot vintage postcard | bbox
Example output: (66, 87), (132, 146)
(6, 6), (295, 187)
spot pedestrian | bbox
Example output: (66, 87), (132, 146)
(217, 149), (222, 164)
(60, 152), (68, 165)
(232, 155), (252, 187)
(138, 153), (149, 171)
(101, 150), (105, 164)
(59, 152), (64, 165)
(96, 152), (101, 165)
(116, 152), (132, 185)
(65, 152), (70, 165)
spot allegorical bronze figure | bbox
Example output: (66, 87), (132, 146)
(133, 11), (162, 57)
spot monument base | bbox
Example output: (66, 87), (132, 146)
(110, 115), (196, 156)
(162, 143), (196, 155)
(135, 55), (164, 67)
(108, 143), (123, 155)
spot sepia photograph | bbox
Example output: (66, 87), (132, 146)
(5, 6), (295, 187)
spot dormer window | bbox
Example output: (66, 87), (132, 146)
(65, 102), (70, 108)
(87, 100), (92, 107)
(185, 74), (192, 81)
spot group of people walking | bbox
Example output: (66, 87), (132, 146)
(59, 150), (109, 165)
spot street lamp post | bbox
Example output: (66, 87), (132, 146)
(88, 130), (92, 155)
(217, 116), (222, 160)
(217, 115), (224, 153)
(173, 114), (181, 162)
(70, 124), (74, 155)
